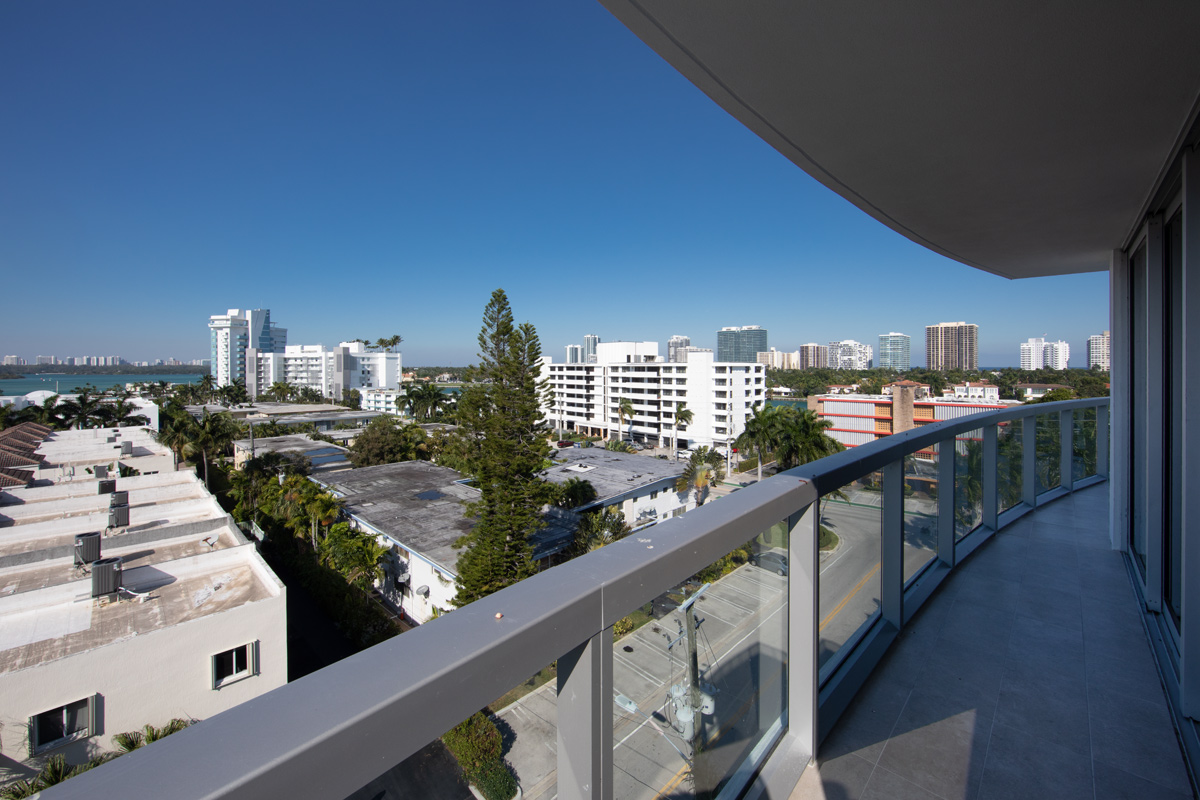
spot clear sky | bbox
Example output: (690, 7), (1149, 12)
(0, 2), (1109, 368)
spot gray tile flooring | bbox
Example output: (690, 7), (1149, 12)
(796, 484), (1197, 800)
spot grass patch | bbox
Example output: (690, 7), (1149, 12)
(819, 526), (839, 551)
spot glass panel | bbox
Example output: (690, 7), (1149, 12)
(954, 430), (983, 541)
(490, 658), (558, 800)
(819, 474), (882, 674)
(1165, 210), (1183, 627)
(1130, 245), (1148, 578)
(1034, 413), (1061, 495)
(64, 698), (89, 737)
(1072, 408), (1098, 482)
(902, 452), (938, 586)
(997, 421), (1023, 513)
(613, 522), (788, 799)
(34, 708), (66, 747)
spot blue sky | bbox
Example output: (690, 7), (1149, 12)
(0, 2), (1109, 368)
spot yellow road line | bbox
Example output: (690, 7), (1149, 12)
(819, 561), (881, 632)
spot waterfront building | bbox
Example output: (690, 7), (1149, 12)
(799, 343), (828, 369)
(756, 348), (800, 369)
(542, 341), (765, 452)
(246, 341), (400, 402)
(1043, 339), (1071, 370)
(1088, 330), (1111, 371)
(565, 344), (583, 364)
(1019, 336), (1046, 370)
(208, 309), (287, 388)
(877, 332), (911, 370)
(925, 321), (979, 370)
(716, 326), (768, 363)
(827, 339), (873, 370)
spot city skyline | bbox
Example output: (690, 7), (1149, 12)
(1, 3), (1107, 367)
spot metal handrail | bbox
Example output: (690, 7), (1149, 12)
(41, 398), (1109, 800)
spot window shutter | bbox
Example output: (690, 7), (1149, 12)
(211, 652), (218, 689)
(28, 717), (38, 756)
(88, 694), (102, 737)
(251, 640), (260, 676)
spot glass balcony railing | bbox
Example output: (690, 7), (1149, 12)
(45, 398), (1109, 800)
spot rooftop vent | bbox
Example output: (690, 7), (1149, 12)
(91, 557), (122, 598)
(74, 532), (101, 566)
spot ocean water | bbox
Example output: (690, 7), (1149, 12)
(0, 373), (203, 397)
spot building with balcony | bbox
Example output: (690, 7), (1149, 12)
(542, 341), (766, 452)
(246, 341), (400, 402)
(667, 335), (691, 363)
(208, 309), (286, 388)
(0, 429), (286, 774)
(1089, 330), (1112, 371)
(757, 347), (800, 370)
(827, 339), (873, 370)
(47, 6), (1200, 800)
(814, 387), (1018, 449)
(799, 342), (828, 369)
(926, 322), (979, 371)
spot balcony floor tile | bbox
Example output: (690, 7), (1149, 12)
(796, 484), (1196, 800)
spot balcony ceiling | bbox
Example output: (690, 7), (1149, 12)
(599, 2), (1200, 279)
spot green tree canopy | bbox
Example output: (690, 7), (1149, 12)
(348, 416), (430, 467)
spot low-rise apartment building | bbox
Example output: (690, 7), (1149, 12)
(541, 447), (692, 529)
(542, 341), (766, 452)
(0, 428), (286, 772)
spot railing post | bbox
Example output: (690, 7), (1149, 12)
(1022, 415), (1037, 508)
(881, 459), (904, 627)
(788, 501), (819, 763)
(1097, 402), (1110, 479)
(558, 629), (614, 800)
(936, 439), (956, 565)
(983, 424), (998, 531)
(1060, 409), (1075, 491)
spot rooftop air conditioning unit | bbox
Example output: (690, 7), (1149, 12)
(120, 441), (133, 456)
(109, 491), (128, 507)
(97, 478), (116, 495)
(108, 505), (129, 528)
(94, 465), (109, 480)
(74, 532), (102, 566)
(91, 557), (122, 598)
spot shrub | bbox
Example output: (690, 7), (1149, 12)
(613, 615), (635, 637)
(473, 758), (518, 800)
(443, 712), (503, 778)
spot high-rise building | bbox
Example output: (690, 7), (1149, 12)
(1019, 337), (1046, 370)
(35, 356), (56, 365)
(678, 346), (713, 362)
(2, 356), (25, 366)
(583, 334), (600, 364)
(565, 344), (583, 364)
(209, 309), (287, 387)
(925, 322), (978, 370)
(799, 343), (828, 369)
(716, 326), (768, 363)
(667, 335), (691, 363)
(756, 348), (800, 369)
(1088, 330), (1111, 371)
(877, 333), (911, 370)
(247, 341), (400, 401)
(1043, 340), (1070, 370)
(828, 340), (873, 370)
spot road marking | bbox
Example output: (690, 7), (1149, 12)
(615, 651), (664, 686)
(820, 561), (881, 632)
(819, 545), (852, 575)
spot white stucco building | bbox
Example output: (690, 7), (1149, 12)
(542, 341), (766, 452)
(246, 341), (401, 402)
(0, 428), (286, 772)
(827, 340), (873, 370)
(208, 309), (287, 388)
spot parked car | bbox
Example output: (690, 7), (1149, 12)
(751, 551), (788, 576)
(556, 441), (575, 448)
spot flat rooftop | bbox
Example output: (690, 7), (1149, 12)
(0, 430), (284, 674)
(232, 434), (350, 472)
(322, 461), (577, 574)
(541, 448), (683, 506)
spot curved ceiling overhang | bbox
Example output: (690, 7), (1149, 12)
(600, 1), (1200, 279)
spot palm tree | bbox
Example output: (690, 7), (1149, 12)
(199, 373), (216, 402)
(676, 446), (726, 506)
(268, 382), (293, 402)
(59, 390), (104, 429)
(616, 396), (634, 443)
(775, 409), (843, 471)
(735, 403), (782, 482)
(571, 508), (631, 555)
(671, 404), (693, 458)
(386, 334), (403, 352)
(375, 337), (389, 353)
(182, 409), (239, 489)
(305, 492), (341, 548)
(97, 398), (150, 428)
(154, 402), (195, 469)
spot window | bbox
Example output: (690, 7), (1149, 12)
(212, 643), (258, 688)
(650, 490), (659, 500)
(31, 697), (96, 753)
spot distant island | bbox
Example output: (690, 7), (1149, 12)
(0, 365), (209, 378)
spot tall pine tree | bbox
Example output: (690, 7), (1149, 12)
(453, 290), (553, 606)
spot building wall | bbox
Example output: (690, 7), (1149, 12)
(0, 565), (286, 767)
(877, 333), (911, 370)
(926, 322), (979, 370)
(716, 326), (768, 363)
(1087, 330), (1111, 370)
(247, 342), (401, 400)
